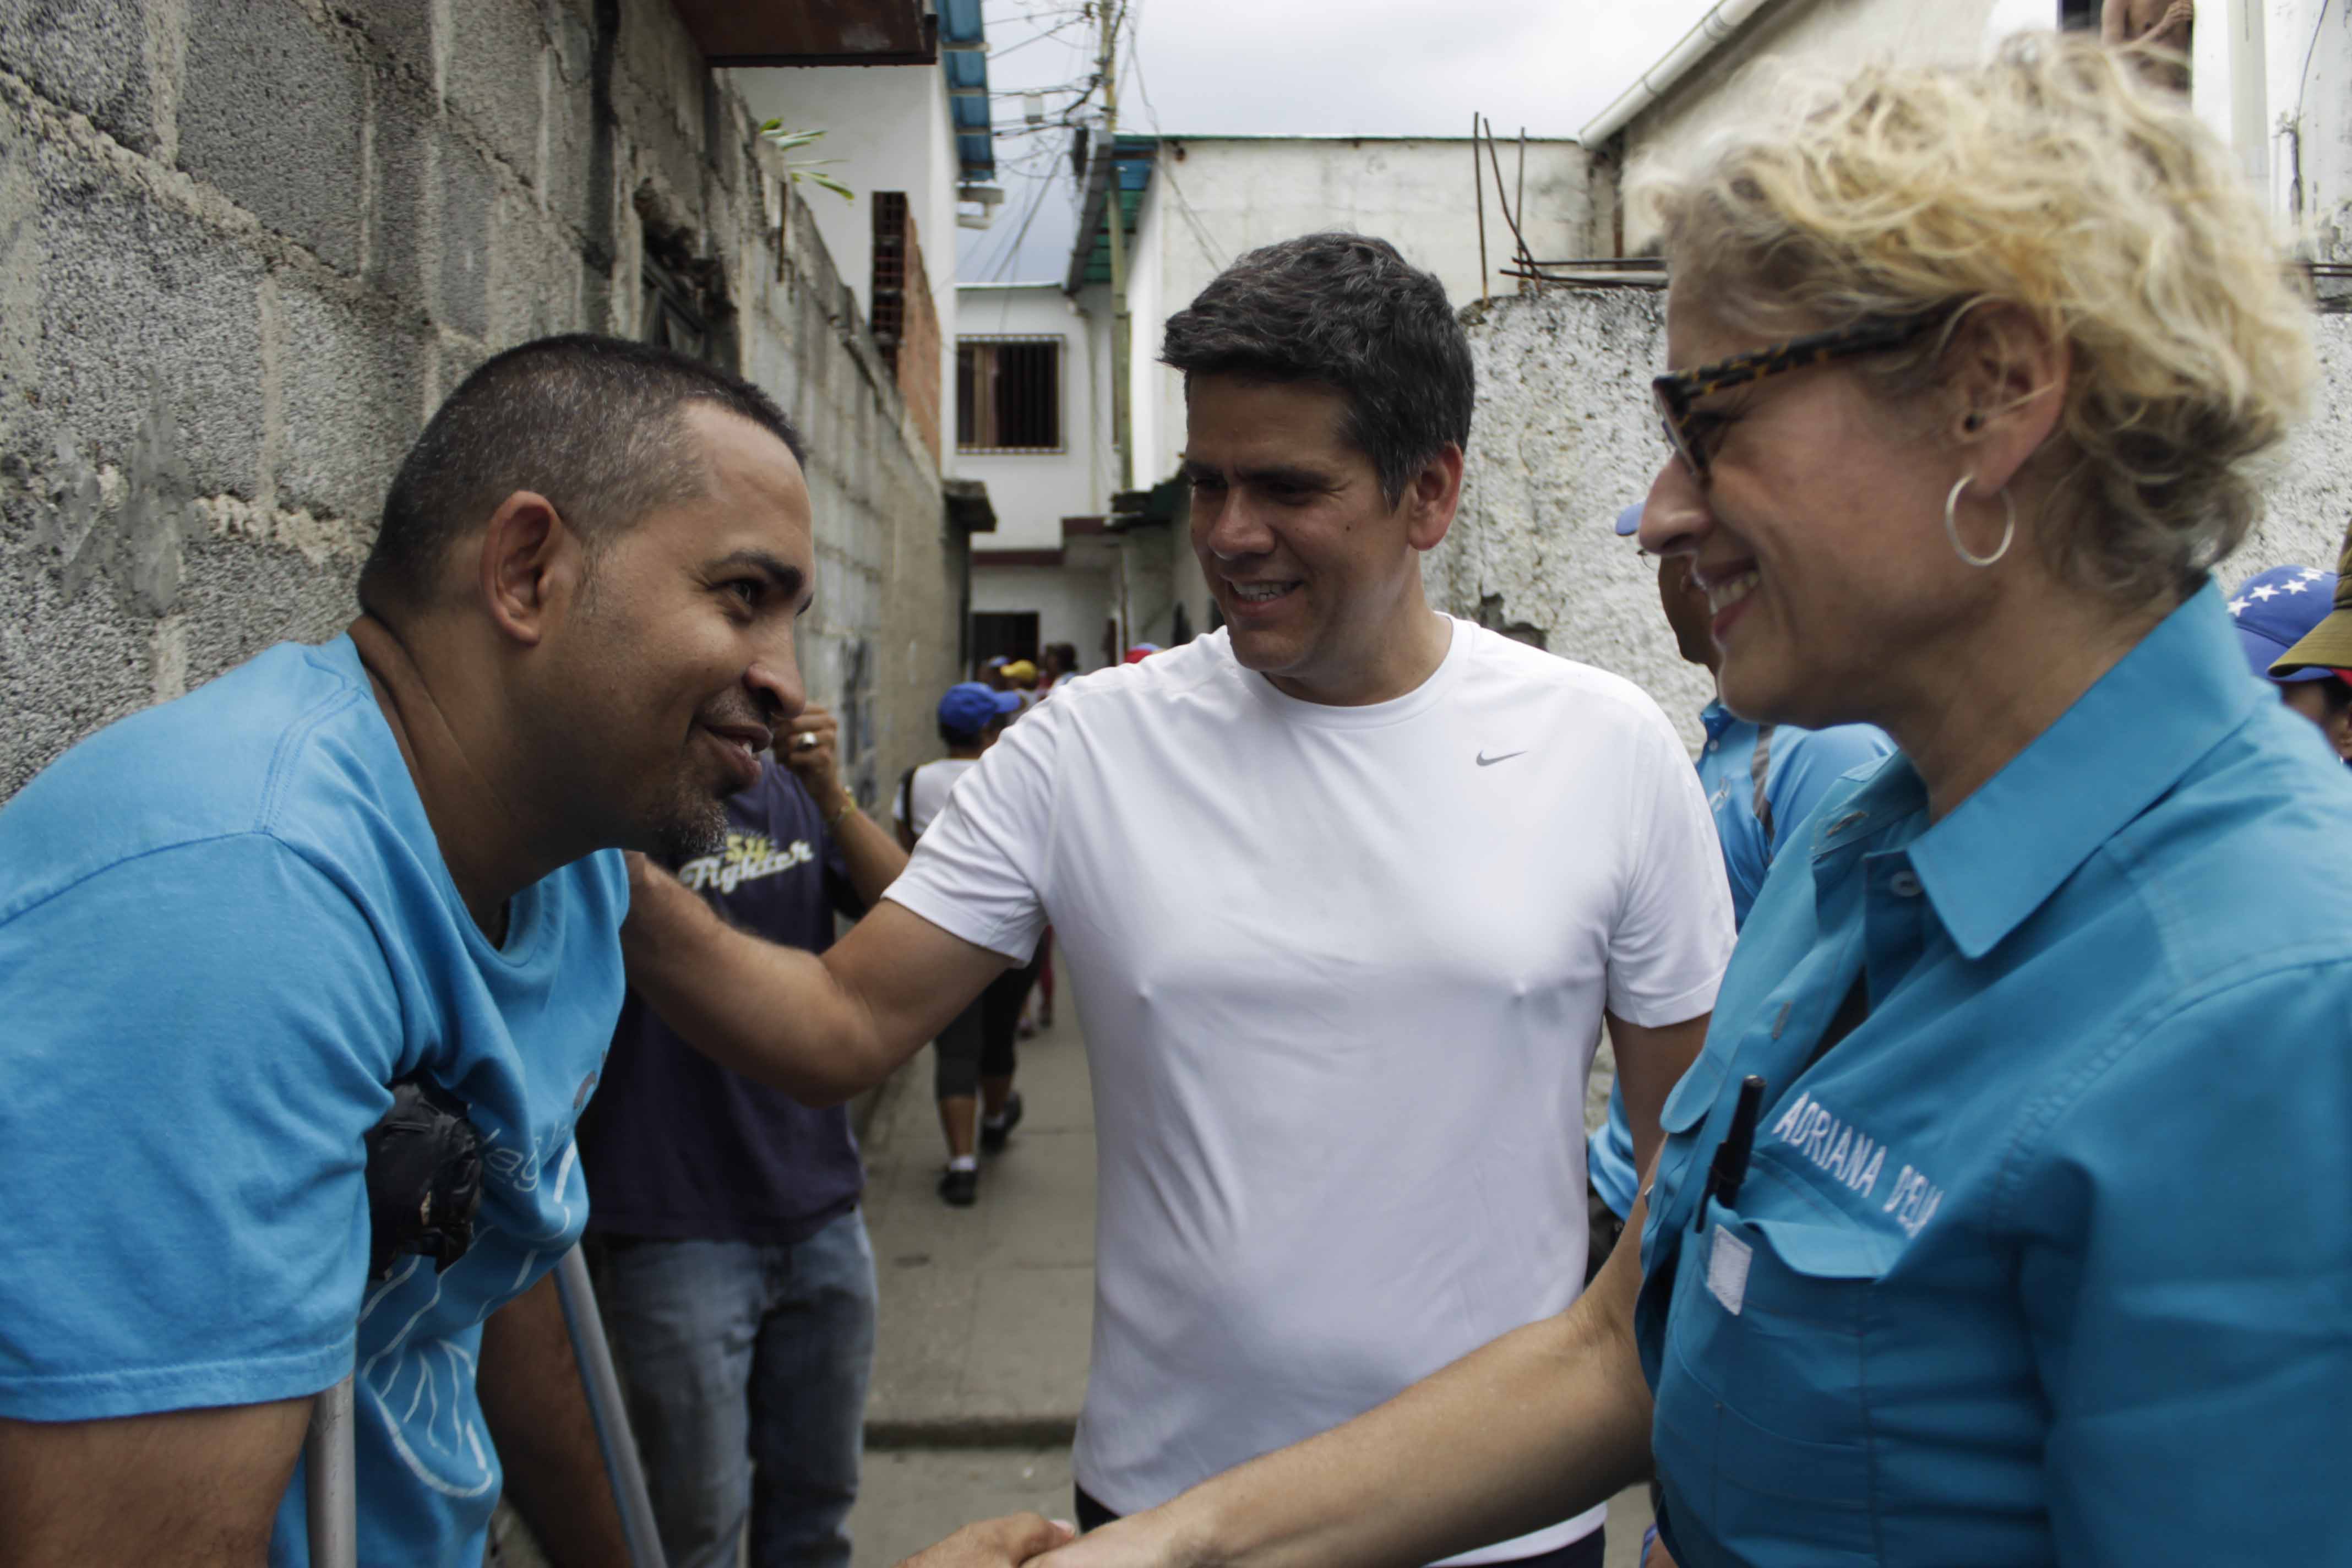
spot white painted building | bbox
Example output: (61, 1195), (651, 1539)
(1429, 0), (2352, 755)
(956, 133), (1597, 666)
(955, 279), (1127, 672)
(731, 64), (962, 395)
(1114, 135), (1596, 499)
(729, 0), (1002, 471)
(1586, 0), (2352, 266)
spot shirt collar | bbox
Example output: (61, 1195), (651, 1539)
(1906, 579), (2263, 960)
(1700, 698), (1741, 741)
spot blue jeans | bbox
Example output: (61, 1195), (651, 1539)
(597, 1213), (879, 1568)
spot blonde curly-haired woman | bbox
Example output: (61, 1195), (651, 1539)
(916, 35), (2352, 1568)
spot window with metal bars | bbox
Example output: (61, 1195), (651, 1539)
(957, 336), (1063, 452)
(641, 236), (735, 370)
(872, 193), (910, 363)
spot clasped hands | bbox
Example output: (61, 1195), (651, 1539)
(892, 1506), (1177, 1568)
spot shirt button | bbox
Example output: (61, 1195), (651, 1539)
(1888, 870), (1923, 897)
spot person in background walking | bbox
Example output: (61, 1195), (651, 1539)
(580, 704), (906, 1568)
(2229, 557), (2352, 763)
(895, 682), (1038, 1207)
(1585, 501), (1893, 1275)
(1002, 658), (1042, 711)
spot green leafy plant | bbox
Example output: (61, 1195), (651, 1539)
(758, 123), (854, 202)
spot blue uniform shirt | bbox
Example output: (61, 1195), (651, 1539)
(1634, 582), (2352, 1566)
(1588, 711), (1892, 1217)
(0, 636), (629, 1566)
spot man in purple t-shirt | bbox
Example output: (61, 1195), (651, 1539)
(580, 703), (907, 1568)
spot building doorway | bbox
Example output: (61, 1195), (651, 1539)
(970, 611), (1039, 677)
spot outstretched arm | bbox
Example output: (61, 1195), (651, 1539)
(1036, 1184), (1660, 1568)
(623, 857), (1010, 1105)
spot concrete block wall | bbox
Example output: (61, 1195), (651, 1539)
(0, 0), (958, 806)
(1429, 287), (2352, 755)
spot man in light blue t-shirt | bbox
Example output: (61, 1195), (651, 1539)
(1586, 503), (1894, 1251)
(0, 336), (824, 1566)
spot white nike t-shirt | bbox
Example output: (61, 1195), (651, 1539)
(885, 617), (1733, 1562)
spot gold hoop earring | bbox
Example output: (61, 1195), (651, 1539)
(1943, 473), (2016, 569)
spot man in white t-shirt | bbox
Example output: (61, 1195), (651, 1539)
(620, 233), (1734, 1568)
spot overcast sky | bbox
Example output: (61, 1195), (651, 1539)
(954, 0), (1724, 284)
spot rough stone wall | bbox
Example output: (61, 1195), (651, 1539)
(1430, 286), (2352, 754)
(0, 0), (955, 807)
(1425, 288), (1714, 747)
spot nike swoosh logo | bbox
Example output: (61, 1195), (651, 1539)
(1476, 750), (1528, 767)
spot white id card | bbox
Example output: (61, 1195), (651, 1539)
(1707, 1223), (1752, 1317)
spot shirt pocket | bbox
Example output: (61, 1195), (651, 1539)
(1652, 1205), (1890, 1565)
(1653, 1050), (1728, 1182)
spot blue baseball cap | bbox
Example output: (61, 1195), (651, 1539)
(2227, 565), (2339, 682)
(1613, 502), (1646, 537)
(938, 681), (1022, 737)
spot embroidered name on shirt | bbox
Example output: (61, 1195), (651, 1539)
(1769, 1091), (1946, 1237)
(1768, 1090), (1888, 1197)
(678, 831), (815, 895)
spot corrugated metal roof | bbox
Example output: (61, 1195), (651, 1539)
(939, 0), (994, 180)
(1064, 137), (1157, 291)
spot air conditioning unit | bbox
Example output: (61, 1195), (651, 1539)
(957, 183), (1006, 230)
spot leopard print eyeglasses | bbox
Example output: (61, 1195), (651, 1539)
(1651, 306), (1959, 483)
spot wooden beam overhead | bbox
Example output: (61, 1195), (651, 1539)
(668, 0), (937, 67)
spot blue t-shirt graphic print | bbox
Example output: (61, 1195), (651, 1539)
(0, 634), (629, 1567)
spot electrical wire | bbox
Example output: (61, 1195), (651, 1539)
(959, 0), (1112, 282)
(1120, 4), (1227, 270)
(972, 128), (1064, 282)
(2294, 0), (2338, 130)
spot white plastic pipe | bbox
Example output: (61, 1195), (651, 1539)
(1579, 0), (1781, 148)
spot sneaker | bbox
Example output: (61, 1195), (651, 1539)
(979, 1091), (1025, 1154)
(938, 1165), (979, 1207)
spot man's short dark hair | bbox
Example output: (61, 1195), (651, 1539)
(1160, 233), (1473, 505)
(360, 334), (806, 615)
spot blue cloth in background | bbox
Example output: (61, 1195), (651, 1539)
(0, 635), (628, 1567)
(1637, 582), (2352, 1565)
(1588, 710), (1892, 1218)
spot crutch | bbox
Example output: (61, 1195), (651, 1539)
(313, 1076), (667, 1565)
(300, 1251), (669, 1568)
(304, 1373), (358, 1568)
(555, 1242), (669, 1568)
